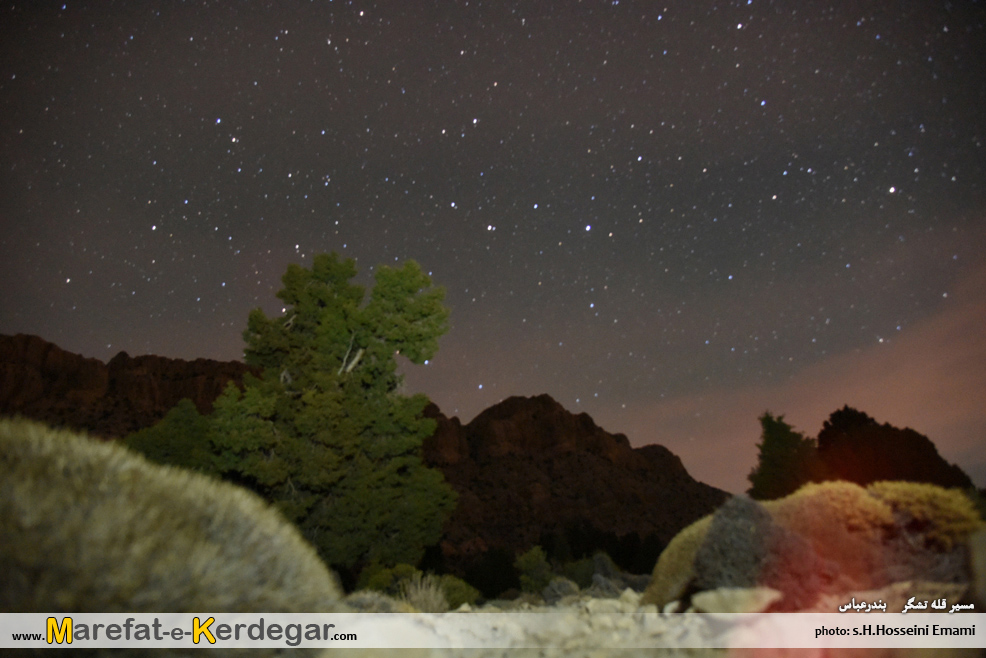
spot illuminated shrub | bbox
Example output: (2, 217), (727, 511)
(437, 574), (481, 609)
(398, 572), (449, 613)
(0, 418), (343, 618)
(866, 481), (985, 550)
(559, 556), (596, 589)
(764, 481), (895, 592)
(639, 515), (713, 609)
(643, 480), (982, 611)
(355, 561), (479, 610)
(691, 495), (772, 590)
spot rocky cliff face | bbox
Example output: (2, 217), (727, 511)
(421, 394), (729, 577)
(0, 333), (257, 437)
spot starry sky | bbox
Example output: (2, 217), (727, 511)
(2, 1), (985, 494)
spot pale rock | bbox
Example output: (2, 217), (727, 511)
(690, 586), (783, 613)
(619, 587), (642, 607)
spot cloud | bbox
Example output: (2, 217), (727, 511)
(618, 264), (986, 494)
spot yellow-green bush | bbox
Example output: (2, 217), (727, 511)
(639, 514), (713, 608)
(355, 562), (480, 609)
(437, 573), (481, 609)
(764, 481), (894, 591)
(355, 560), (396, 592)
(559, 556), (596, 589)
(643, 480), (984, 611)
(356, 561), (421, 594)
(867, 481), (985, 550)
(0, 418), (343, 617)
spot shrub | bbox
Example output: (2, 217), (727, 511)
(559, 557), (596, 589)
(354, 562), (478, 610)
(692, 496), (772, 590)
(438, 574), (481, 609)
(866, 481), (985, 550)
(764, 481), (894, 592)
(0, 418), (343, 623)
(465, 547), (520, 598)
(514, 545), (553, 594)
(355, 562), (419, 595)
(398, 572), (449, 613)
(355, 560), (396, 593)
(343, 589), (416, 612)
(643, 479), (984, 612)
(391, 563), (420, 583)
(640, 514), (713, 609)
(965, 488), (986, 523)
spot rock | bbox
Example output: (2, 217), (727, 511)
(420, 402), (469, 465)
(422, 394), (728, 582)
(586, 573), (624, 598)
(0, 333), (258, 438)
(690, 586), (782, 613)
(622, 573), (652, 593)
(592, 551), (623, 581)
(542, 577), (580, 605)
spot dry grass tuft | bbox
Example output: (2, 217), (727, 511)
(398, 572), (450, 613)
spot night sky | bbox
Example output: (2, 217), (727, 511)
(2, 1), (985, 494)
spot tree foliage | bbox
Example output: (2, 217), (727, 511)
(210, 253), (456, 571)
(746, 412), (817, 500)
(125, 253), (457, 574)
(124, 399), (216, 474)
(747, 406), (975, 499)
(815, 405), (974, 489)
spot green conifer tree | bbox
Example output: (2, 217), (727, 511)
(206, 253), (456, 572)
(747, 412), (817, 500)
(124, 398), (216, 474)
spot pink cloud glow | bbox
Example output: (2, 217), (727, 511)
(619, 265), (986, 494)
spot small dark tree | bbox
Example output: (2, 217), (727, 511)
(817, 405), (879, 451)
(124, 399), (216, 474)
(747, 412), (817, 500)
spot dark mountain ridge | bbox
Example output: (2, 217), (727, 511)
(420, 394), (728, 576)
(0, 333), (258, 437)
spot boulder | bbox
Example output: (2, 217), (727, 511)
(542, 577), (580, 605)
(690, 586), (782, 613)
